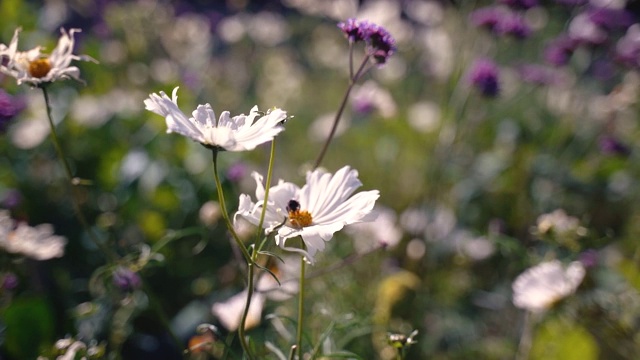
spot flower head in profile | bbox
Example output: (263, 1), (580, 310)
(0, 28), (96, 86)
(467, 58), (500, 97)
(235, 166), (379, 263)
(338, 18), (396, 65)
(0, 210), (66, 260)
(145, 87), (288, 151)
(512, 260), (585, 312)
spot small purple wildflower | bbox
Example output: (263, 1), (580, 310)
(599, 135), (631, 156)
(579, 249), (598, 268)
(518, 63), (564, 85)
(588, 7), (634, 31)
(544, 35), (579, 66)
(0, 90), (24, 133)
(1, 189), (22, 209)
(2, 272), (18, 290)
(470, 7), (505, 32)
(338, 18), (366, 42)
(499, 0), (538, 10)
(226, 162), (247, 182)
(338, 19), (396, 65)
(497, 15), (532, 39)
(468, 58), (500, 97)
(113, 267), (142, 292)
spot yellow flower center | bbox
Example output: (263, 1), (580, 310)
(287, 199), (312, 228)
(28, 58), (52, 78)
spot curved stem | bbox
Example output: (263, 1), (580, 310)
(211, 149), (252, 263)
(516, 311), (535, 360)
(313, 55), (371, 170)
(295, 254), (306, 359)
(41, 87), (117, 262)
(238, 139), (277, 360)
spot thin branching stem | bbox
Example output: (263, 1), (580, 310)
(313, 54), (371, 170)
(41, 86), (117, 262)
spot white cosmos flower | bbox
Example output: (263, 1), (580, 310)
(235, 166), (380, 263)
(0, 210), (67, 260)
(144, 87), (287, 151)
(0, 28), (96, 85)
(512, 260), (585, 312)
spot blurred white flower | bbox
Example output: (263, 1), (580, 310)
(346, 206), (402, 253)
(351, 80), (397, 118)
(235, 166), (379, 264)
(512, 260), (585, 312)
(212, 256), (299, 331)
(0, 210), (66, 260)
(534, 209), (587, 250)
(0, 28), (96, 86)
(199, 200), (222, 227)
(145, 87), (288, 151)
(308, 112), (350, 142)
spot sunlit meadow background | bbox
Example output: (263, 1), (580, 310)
(2, 0), (640, 359)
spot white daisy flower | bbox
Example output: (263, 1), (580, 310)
(144, 87), (287, 151)
(0, 210), (67, 260)
(512, 259), (585, 312)
(234, 166), (379, 263)
(0, 27), (96, 85)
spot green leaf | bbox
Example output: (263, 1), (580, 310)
(3, 297), (55, 359)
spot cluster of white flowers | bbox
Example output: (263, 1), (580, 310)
(0, 210), (66, 260)
(0, 28), (96, 86)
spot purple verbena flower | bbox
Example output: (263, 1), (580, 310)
(2, 272), (18, 290)
(599, 135), (631, 156)
(517, 63), (564, 85)
(226, 161), (247, 182)
(0, 89), (24, 133)
(338, 18), (366, 42)
(470, 6), (505, 32)
(362, 23), (396, 65)
(579, 249), (598, 268)
(468, 58), (500, 97)
(499, 0), (538, 10)
(113, 267), (142, 292)
(569, 13), (607, 45)
(544, 35), (579, 66)
(588, 7), (634, 31)
(497, 15), (532, 39)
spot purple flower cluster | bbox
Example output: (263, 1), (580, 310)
(113, 267), (142, 292)
(468, 58), (500, 97)
(0, 89), (24, 133)
(499, 0), (538, 9)
(470, 6), (532, 39)
(599, 135), (631, 157)
(338, 18), (396, 65)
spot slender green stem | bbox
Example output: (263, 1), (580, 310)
(211, 149), (252, 263)
(516, 311), (534, 360)
(295, 254), (306, 359)
(313, 55), (371, 169)
(41, 87), (117, 262)
(237, 140), (277, 360)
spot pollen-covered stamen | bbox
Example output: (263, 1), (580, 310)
(286, 199), (313, 228)
(28, 58), (52, 78)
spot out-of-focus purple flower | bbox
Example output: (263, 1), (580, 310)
(467, 58), (500, 97)
(554, 0), (587, 5)
(112, 267), (142, 292)
(579, 249), (598, 268)
(544, 35), (579, 66)
(1, 189), (22, 209)
(616, 24), (640, 69)
(226, 162), (247, 182)
(569, 13), (607, 45)
(499, 0), (538, 10)
(599, 135), (631, 156)
(497, 15), (532, 39)
(0, 89), (24, 133)
(590, 59), (615, 81)
(588, 7), (634, 31)
(469, 6), (505, 32)
(2, 272), (18, 290)
(338, 18), (366, 42)
(517, 63), (565, 85)
(338, 19), (396, 65)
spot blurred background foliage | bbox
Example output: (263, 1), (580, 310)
(2, 0), (640, 359)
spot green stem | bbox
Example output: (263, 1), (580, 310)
(238, 140), (277, 360)
(313, 55), (371, 170)
(211, 149), (252, 263)
(296, 254), (306, 359)
(516, 311), (534, 360)
(41, 86), (117, 262)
